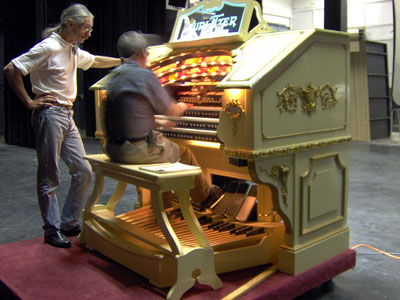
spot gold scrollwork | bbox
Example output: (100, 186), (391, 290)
(276, 83), (338, 114)
(319, 84), (338, 109)
(265, 165), (290, 205)
(276, 84), (298, 112)
(223, 98), (245, 135)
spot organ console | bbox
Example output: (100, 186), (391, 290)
(84, 0), (353, 298)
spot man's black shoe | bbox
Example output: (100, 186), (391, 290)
(44, 231), (72, 248)
(193, 185), (224, 211)
(60, 226), (81, 237)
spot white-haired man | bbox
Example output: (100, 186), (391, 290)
(3, 4), (122, 248)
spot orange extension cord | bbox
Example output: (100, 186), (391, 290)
(351, 244), (400, 260)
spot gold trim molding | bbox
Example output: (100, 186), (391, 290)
(277, 82), (338, 114)
(223, 98), (245, 135)
(223, 136), (352, 159)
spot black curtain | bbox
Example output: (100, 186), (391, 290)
(3, 0), (39, 147)
(80, 0), (167, 137)
(3, 0), (166, 147)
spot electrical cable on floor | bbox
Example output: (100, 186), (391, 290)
(220, 264), (278, 300)
(351, 244), (400, 260)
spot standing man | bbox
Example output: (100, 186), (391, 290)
(105, 31), (223, 208)
(3, 4), (121, 248)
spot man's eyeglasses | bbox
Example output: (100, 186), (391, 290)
(81, 24), (93, 33)
(83, 27), (93, 33)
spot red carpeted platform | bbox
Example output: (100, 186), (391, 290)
(0, 237), (356, 300)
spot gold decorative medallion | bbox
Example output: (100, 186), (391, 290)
(223, 98), (245, 135)
(299, 82), (318, 114)
(276, 83), (338, 114)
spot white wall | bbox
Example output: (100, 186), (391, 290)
(262, 0), (292, 28)
(350, 0), (394, 85)
(291, 0), (325, 29)
(261, 0), (395, 86)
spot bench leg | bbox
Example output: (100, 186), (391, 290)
(152, 189), (183, 255)
(167, 248), (223, 300)
(79, 172), (104, 245)
(175, 189), (211, 248)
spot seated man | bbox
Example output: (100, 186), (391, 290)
(104, 31), (222, 207)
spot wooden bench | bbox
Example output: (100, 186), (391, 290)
(78, 154), (222, 300)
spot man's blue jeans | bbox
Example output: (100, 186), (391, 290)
(31, 106), (91, 236)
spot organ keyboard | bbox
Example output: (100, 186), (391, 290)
(152, 48), (230, 142)
(85, 0), (353, 298)
(156, 111), (220, 142)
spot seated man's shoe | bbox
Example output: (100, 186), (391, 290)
(44, 231), (71, 248)
(193, 185), (224, 211)
(60, 226), (81, 237)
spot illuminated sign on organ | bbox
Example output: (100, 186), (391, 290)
(173, 1), (246, 42)
(185, 14), (238, 37)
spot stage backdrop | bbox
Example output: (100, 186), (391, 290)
(3, 0), (167, 147)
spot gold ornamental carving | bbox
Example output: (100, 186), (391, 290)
(319, 84), (338, 109)
(223, 98), (245, 135)
(100, 94), (107, 112)
(276, 84), (298, 112)
(265, 165), (290, 205)
(276, 83), (338, 114)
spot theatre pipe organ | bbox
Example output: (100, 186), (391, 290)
(86, 0), (352, 291)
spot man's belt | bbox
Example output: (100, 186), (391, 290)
(53, 102), (73, 109)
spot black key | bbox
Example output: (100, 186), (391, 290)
(246, 228), (264, 237)
(198, 216), (213, 225)
(208, 220), (224, 230)
(235, 226), (253, 235)
(218, 223), (235, 232)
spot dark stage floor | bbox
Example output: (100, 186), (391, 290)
(0, 136), (399, 299)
